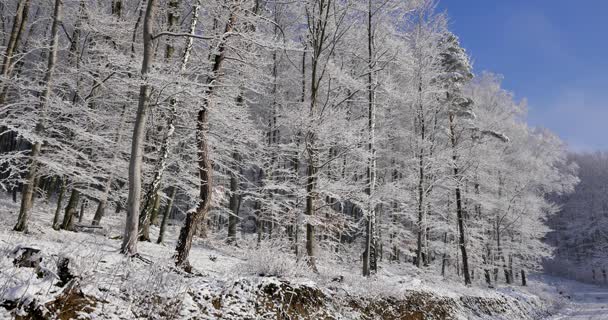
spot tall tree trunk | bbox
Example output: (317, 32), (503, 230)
(363, 0), (377, 276)
(13, 0), (62, 232)
(450, 114), (471, 285)
(293, 46), (306, 259)
(138, 0), (184, 241)
(175, 4), (233, 271)
(303, 0), (335, 273)
(121, 0), (157, 255)
(414, 41), (428, 268)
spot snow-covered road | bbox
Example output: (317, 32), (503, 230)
(546, 278), (608, 320)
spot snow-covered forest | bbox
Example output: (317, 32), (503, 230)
(546, 152), (608, 284)
(0, 0), (604, 319)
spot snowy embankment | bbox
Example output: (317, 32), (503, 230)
(0, 198), (572, 319)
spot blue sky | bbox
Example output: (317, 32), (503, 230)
(437, 0), (608, 151)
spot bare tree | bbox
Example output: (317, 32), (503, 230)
(175, 0), (234, 270)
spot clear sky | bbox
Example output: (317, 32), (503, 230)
(437, 0), (608, 151)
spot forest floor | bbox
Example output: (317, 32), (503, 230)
(0, 196), (604, 319)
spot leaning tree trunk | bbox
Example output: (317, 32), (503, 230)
(13, 0), (62, 232)
(174, 4), (232, 271)
(121, 0), (157, 255)
(174, 105), (212, 271)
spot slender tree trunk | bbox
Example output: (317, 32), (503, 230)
(305, 156), (318, 272)
(227, 152), (239, 245)
(93, 106), (127, 226)
(506, 254), (513, 284)
(121, 0), (157, 255)
(13, 0), (62, 232)
(150, 193), (162, 225)
(293, 46), (306, 259)
(157, 186), (176, 244)
(416, 148), (425, 268)
(12, 185), (18, 203)
(441, 232), (448, 276)
(363, 0), (378, 277)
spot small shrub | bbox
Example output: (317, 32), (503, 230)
(236, 240), (308, 278)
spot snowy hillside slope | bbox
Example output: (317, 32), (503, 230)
(0, 198), (592, 319)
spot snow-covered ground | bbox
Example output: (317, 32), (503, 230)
(1, 196), (606, 319)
